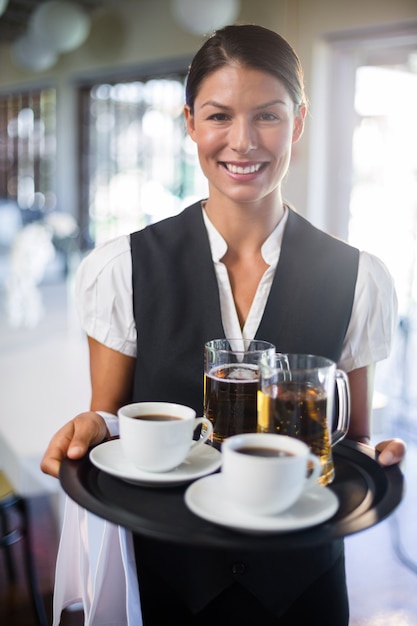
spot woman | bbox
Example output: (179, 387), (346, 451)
(42, 24), (405, 625)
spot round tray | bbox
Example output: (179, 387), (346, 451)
(59, 440), (404, 550)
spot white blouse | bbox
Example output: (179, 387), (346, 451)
(76, 207), (398, 373)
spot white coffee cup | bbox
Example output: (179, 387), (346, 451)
(118, 401), (213, 472)
(221, 433), (321, 515)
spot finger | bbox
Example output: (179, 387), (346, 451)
(67, 412), (108, 459)
(375, 438), (407, 466)
(40, 454), (61, 479)
(40, 423), (76, 478)
(40, 413), (108, 478)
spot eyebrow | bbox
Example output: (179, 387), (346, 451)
(201, 99), (288, 110)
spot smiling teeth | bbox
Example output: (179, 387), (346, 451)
(226, 163), (262, 174)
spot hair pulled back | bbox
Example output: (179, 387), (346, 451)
(185, 24), (306, 114)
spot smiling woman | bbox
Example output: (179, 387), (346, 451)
(41, 23), (404, 626)
(183, 26), (306, 238)
(184, 65), (305, 215)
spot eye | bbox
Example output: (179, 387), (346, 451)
(208, 112), (230, 121)
(257, 112), (280, 121)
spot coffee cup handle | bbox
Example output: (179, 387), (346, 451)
(190, 417), (213, 454)
(305, 453), (321, 487)
(332, 370), (351, 446)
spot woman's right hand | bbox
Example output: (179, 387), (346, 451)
(41, 337), (136, 478)
(40, 411), (109, 478)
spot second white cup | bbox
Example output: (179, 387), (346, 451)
(221, 433), (321, 516)
(118, 401), (213, 472)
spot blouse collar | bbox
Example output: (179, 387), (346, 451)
(202, 203), (288, 268)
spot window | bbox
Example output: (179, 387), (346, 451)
(349, 63), (417, 315)
(0, 88), (57, 221)
(312, 23), (417, 309)
(317, 23), (417, 404)
(78, 71), (207, 249)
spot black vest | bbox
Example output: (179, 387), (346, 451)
(130, 202), (359, 413)
(129, 202), (359, 617)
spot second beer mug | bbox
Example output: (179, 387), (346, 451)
(258, 353), (350, 485)
(204, 339), (275, 449)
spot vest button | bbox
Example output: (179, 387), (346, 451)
(232, 562), (246, 575)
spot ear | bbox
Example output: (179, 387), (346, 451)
(292, 105), (306, 144)
(184, 105), (197, 141)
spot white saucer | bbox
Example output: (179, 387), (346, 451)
(89, 439), (222, 487)
(185, 474), (339, 534)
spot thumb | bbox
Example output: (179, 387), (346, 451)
(67, 412), (108, 459)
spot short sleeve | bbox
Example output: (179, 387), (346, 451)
(75, 235), (137, 357)
(338, 251), (398, 372)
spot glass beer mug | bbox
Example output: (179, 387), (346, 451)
(258, 353), (350, 485)
(204, 338), (276, 450)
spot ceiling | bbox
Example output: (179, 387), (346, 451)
(0, 0), (103, 45)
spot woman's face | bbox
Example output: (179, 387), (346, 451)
(184, 64), (306, 207)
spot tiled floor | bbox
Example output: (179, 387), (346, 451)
(0, 271), (416, 625)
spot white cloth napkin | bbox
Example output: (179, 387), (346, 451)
(53, 495), (142, 626)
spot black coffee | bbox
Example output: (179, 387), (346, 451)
(133, 414), (182, 421)
(236, 446), (294, 458)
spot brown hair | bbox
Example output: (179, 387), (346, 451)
(185, 24), (306, 114)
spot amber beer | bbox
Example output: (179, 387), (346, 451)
(204, 339), (276, 449)
(204, 363), (259, 449)
(258, 353), (350, 486)
(258, 382), (333, 485)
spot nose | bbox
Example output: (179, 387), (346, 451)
(230, 118), (257, 154)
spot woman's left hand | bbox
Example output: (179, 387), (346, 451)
(375, 438), (407, 466)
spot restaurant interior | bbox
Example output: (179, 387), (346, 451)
(0, 0), (416, 624)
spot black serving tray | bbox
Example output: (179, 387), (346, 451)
(59, 440), (404, 551)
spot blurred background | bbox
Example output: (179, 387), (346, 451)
(0, 1), (416, 624)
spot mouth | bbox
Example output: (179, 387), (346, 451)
(221, 162), (267, 175)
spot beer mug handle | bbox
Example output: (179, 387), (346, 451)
(331, 370), (350, 446)
(274, 353), (291, 380)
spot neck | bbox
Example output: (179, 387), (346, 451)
(204, 194), (285, 252)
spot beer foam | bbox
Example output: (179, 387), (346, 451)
(227, 367), (258, 381)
